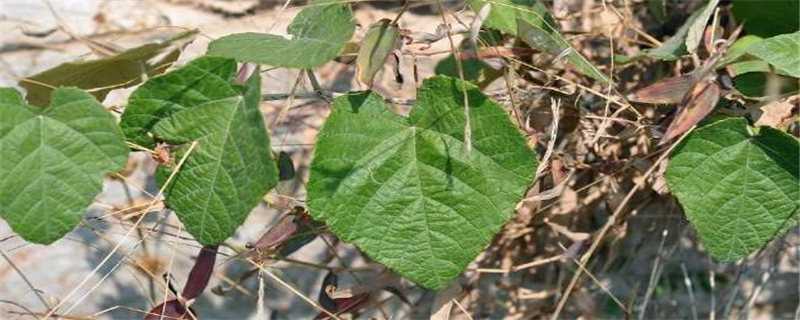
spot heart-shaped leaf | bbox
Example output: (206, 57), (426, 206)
(120, 57), (238, 148)
(307, 76), (537, 289)
(0, 87), (128, 244)
(121, 56), (278, 245)
(207, 0), (354, 68)
(667, 118), (800, 260)
(20, 30), (196, 107)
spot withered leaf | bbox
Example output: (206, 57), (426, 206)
(356, 19), (401, 86)
(20, 30), (196, 106)
(628, 74), (696, 105)
(660, 75), (722, 144)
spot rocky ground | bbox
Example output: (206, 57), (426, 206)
(0, 1), (797, 319)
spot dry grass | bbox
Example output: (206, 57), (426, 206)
(0, 0), (797, 319)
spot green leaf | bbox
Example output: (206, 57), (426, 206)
(746, 32), (800, 78)
(122, 56), (279, 245)
(434, 30), (505, 87)
(467, 0), (553, 36)
(666, 118), (800, 261)
(621, 0), (718, 62)
(467, 0), (608, 83)
(120, 57), (238, 148)
(435, 54), (502, 87)
(732, 73), (799, 97)
(647, 0), (667, 23)
(0, 87), (128, 244)
(356, 19), (401, 85)
(720, 35), (763, 66)
(19, 30), (197, 107)
(684, 0), (719, 54)
(725, 59), (795, 78)
(733, 73), (767, 96)
(517, 20), (609, 83)
(726, 60), (773, 76)
(207, 0), (354, 68)
(732, 0), (799, 37)
(307, 76), (537, 289)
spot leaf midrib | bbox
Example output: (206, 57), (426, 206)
(188, 97), (245, 240)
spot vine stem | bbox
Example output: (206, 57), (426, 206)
(550, 130), (691, 319)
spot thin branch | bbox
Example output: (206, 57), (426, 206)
(551, 130), (692, 320)
(436, 0), (472, 153)
(42, 141), (199, 319)
(0, 249), (51, 310)
(248, 259), (342, 320)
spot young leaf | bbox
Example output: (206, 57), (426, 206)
(622, 0), (720, 62)
(725, 60), (780, 77)
(120, 57), (238, 148)
(207, 0), (355, 68)
(0, 87), (128, 244)
(20, 30), (197, 107)
(152, 67), (279, 245)
(746, 31), (800, 78)
(435, 54), (502, 88)
(467, 0), (608, 83)
(515, 19), (608, 83)
(719, 35), (763, 65)
(684, 0), (719, 54)
(434, 30), (505, 87)
(307, 76), (537, 289)
(667, 118), (800, 261)
(467, 0), (552, 38)
(356, 19), (401, 86)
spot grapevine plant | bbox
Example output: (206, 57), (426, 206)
(0, 0), (798, 318)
